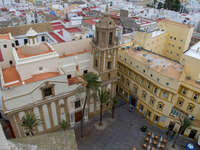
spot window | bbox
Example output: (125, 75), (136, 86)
(153, 87), (157, 94)
(150, 74), (153, 77)
(43, 87), (53, 97)
(157, 78), (160, 82)
(12, 43), (15, 47)
(166, 82), (169, 86)
(3, 44), (7, 48)
(24, 39), (28, 45)
(157, 102), (164, 111)
(83, 70), (88, 74)
(107, 61), (112, 70)
(127, 79), (129, 86)
(150, 97), (155, 106)
(143, 69), (146, 73)
(187, 103), (195, 112)
(170, 36), (172, 39)
(147, 110), (151, 118)
(41, 36), (45, 41)
(109, 32), (113, 45)
(67, 74), (72, 79)
(177, 99), (184, 106)
(15, 40), (19, 46)
(95, 59), (98, 67)
(39, 67), (43, 71)
(134, 74), (137, 80)
(142, 91), (147, 100)
(124, 58), (127, 62)
(178, 46), (181, 50)
(181, 88), (187, 95)
(9, 60), (13, 65)
(193, 93), (199, 100)
(147, 82), (151, 89)
(139, 104), (143, 112)
(154, 115), (159, 123)
(134, 87), (137, 94)
(75, 100), (81, 109)
(174, 37), (176, 40)
(136, 65), (139, 69)
(162, 91), (167, 99)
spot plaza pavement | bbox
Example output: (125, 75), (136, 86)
(75, 104), (199, 150)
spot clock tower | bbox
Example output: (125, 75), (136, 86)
(92, 6), (119, 97)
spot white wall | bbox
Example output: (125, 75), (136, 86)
(0, 39), (15, 69)
(3, 75), (81, 110)
(16, 56), (59, 80)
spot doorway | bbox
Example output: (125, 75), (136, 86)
(75, 111), (82, 122)
(189, 129), (197, 139)
(168, 121), (175, 131)
(129, 94), (137, 107)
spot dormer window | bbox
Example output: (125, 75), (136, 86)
(193, 93), (198, 100)
(3, 44), (7, 48)
(182, 88), (186, 95)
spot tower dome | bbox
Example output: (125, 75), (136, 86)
(96, 6), (116, 29)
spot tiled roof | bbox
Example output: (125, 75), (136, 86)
(0, 23), (53, 36)
(49, 32), (65, 43)
(2, 66), (22, 88)
(66, 27), (81, 33)
(24, 72), (60, 84)
(0, 34), (10, 40)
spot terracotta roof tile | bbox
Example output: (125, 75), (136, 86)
(0, 23), (53, 36)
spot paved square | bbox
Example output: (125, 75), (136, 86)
(75, 104), (199, 150)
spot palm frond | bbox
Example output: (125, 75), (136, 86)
(98, 89), (110, 104)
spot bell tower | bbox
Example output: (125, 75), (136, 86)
(92, 6), (119, 96)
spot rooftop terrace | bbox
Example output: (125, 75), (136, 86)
(121, 48), (183, 80)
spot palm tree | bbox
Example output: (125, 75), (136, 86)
(80, 72), (100, 137)
(172, 117), (192, 148)
(98, 89), (110, 126)
(111, 96), (118, 119)
(59, 120), (68, 131)
(21, 112), (40, 136)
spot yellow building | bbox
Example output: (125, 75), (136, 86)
(133, 19), (194, 62)
(117, 20), (200, 139)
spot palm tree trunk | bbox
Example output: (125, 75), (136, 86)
(80, 87), (89, 138)
(112, 106), (115, 119)
(99, 104), (103, 126)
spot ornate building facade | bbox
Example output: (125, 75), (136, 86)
(92, 7), (119, 97)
